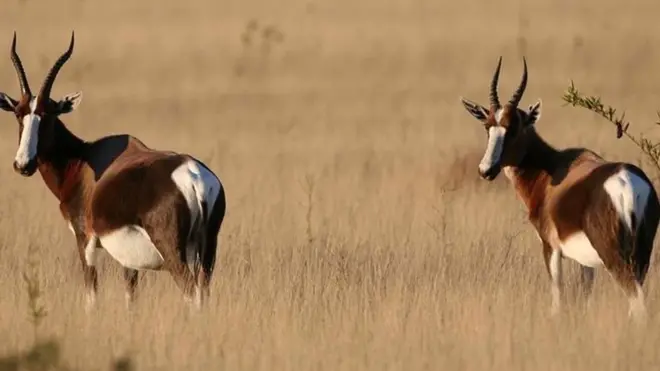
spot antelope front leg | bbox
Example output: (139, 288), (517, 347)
(542, 242), (563, 316)
(77, 233), (99, 313)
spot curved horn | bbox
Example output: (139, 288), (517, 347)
(508, 57), (528, 107)
(10, 32), (32, 97)
(489, 56), (502, 109)
(38, 31), (74, 102)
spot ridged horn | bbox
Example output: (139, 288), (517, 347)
(489, 56), (502, 109)
(38, 31), (74, 102)
(10, 32), (32, 97)
(508, 57), (527, 107)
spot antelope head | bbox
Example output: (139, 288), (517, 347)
(0, 32), (83, 177)
(460, 57), (542, 180)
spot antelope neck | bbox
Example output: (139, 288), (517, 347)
(517, 129), (560, 173)
(504, 129), (560, 213)
(37, 120), (87, 202)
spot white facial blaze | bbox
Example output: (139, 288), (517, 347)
(479, 126), (506, 174)
(15, 101), (41, 168)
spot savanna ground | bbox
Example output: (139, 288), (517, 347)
(1, 0), (660, 370)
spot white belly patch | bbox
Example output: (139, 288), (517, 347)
(559, 231), (604, 267)
(99, 225), (164, 270)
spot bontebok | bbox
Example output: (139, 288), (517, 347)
(459, 57), (660, 322)
(0, 32), (226, 311)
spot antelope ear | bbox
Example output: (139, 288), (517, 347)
(55, 91), (83, 115)
(460, 97), (490, 123)
(526, 99), (541, 126)
(0, 93), (17, 112)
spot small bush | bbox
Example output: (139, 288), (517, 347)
(562, 80), (660, 181)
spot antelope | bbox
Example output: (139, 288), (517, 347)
(459, 57), (660, 322)
(0, 32), (226, 311)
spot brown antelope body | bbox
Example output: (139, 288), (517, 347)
(0, 32), (226, 310)
(460, 57), (660, 322)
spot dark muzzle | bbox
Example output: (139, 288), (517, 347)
(13, 159), (38, 177)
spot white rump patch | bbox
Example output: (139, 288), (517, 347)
(603, 168), (651, 232)
(560, 231), (604, 268)
(99, 225), (164, 270)
(479, 126), (506, 174)
(15, 99), (41, 167)
(171, 159), (222, 233)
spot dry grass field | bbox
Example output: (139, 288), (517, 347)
(3, 0), (660, 370)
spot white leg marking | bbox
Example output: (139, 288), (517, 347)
(479, 126), (507, 174)
(194, 285), (202, 309)
(67, 222), (75, 235)
(628, 283), (647, 324)
(559, 231), (604, 267)
(603, 168), (651, 232)
(99, 226), (164, 270)
(84, 235), (98, 267)
(15, 111), (41, 167)
(549, 248), (563, 316)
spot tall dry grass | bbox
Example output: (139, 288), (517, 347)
(1, 0), (660, 370)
